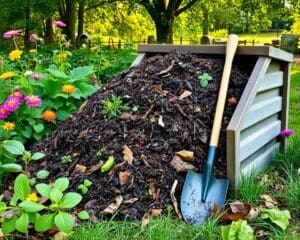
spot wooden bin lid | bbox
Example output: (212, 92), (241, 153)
(138, 44), (293, 63)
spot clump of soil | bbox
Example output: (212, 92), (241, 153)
(28, 52), (250, 220)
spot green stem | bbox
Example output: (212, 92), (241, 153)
(12, 37), (18, 50)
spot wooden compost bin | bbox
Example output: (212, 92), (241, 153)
(134, 44), (293, 190)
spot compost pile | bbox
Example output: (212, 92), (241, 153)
(28, 52), (250, 220)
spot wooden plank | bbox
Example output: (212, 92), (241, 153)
(258, 72), (283, 92)
(241, 140), (279, 175)
(137, 45), (293, 62)
(227, 130), (240, 191)
(242, 96), (282, 129)
(254, 89), (280, 104)
(227, 57), (271, 132)
(267, 61), (281, 73)
(280, 63), (291, 151)
(240, 120), (281, 161)
(130, 53), (146, 67)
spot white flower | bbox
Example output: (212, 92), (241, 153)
(24, 70), (33, 77)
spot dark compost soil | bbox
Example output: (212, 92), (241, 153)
(27, 52), (251, 221)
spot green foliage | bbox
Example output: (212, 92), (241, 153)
(60, 155), (72, 164)
(78, 179), (92, 195)
(102, 95), (129, 119)
(221, 220), (254, 240)
(101, 156), (115, 172)
(260, 208), (291, 230)
(0, 174), (87, 235)
(198, 73), (213, 88)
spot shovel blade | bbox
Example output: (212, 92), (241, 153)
(180, 170), (229, 225)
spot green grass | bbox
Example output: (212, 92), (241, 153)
(238, 33), (281, 44)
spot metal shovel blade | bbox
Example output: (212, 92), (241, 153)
(180, 170), (229, 225)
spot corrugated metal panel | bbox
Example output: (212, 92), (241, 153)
(241, 140), (279, 175)
(258, 71), (283, 92)
(253, 89), (280, 104)
(242, 96), (282, 129)
(240, 120), (281, 161)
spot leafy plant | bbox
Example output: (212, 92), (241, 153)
(101, 156), (115, 172)
(60, 155), (72, 164)
(0, 174), (89, 235)
(221, 220), (254, 240)
(260, 208), (291, 230)
(198, 73), (213, 88)
(102, 95), (129, 119)
(78, 179), (92, 195)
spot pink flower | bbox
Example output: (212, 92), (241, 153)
(29, 34), (36, 42)
(0, 105), (10, 119)
(3, 30), (21, 39)
(71, 214), (78, 227)
(25, 95), (42, 107)
(31, 74), (42, 80)
(280, 129), (294, 137)
(11, 90), (25, 102)
(3, 96), (20, 112)
(52, 21), (66, 27)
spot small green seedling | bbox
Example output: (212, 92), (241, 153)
(96, 147), (105, 157)
(101, 156), (115, 172)
(198, 73), (213, 88)
(78, 179), (92, 195)
(102, 95), (129, 119)
(60, 155), (72, 164)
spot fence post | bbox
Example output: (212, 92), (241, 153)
(118, 40), (121, 49)
(180, 36), (182, 45)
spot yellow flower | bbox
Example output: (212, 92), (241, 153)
(2, 122), (15, 131)
(0, 71), (15, 79)
(9, 50), (23, 61)
(29, 49), (37, 54)
(26, 193), (39, 202)
(42, 110), (57, 122)
(58, 52), (68, 60)
(62, 84), (75, 94)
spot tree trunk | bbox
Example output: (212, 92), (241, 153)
(24, 0), (31, 48)
(62, 0), (76, 44)
(155, 22), (174, 44)
(77, 0), (85, 39)
(202, 5), (209, 35)
(45, 17), (55, 44)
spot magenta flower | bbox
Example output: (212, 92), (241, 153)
(25, 95), (42, 107)
(3, 96), (20, 112)
(31, 74), (42, 80)
(11, 90), (25, 102)
(71, 214), (78, 227)
(280, 129), (294, 137)
(0, 105), (10, 119)
(29, 34), (36, 42)
(3, 30), (21, 39)
(52, 21), (66, 27)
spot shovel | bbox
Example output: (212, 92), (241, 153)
(180, 34), (239, 225)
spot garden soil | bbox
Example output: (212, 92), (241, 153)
(26, 52), (251, 221)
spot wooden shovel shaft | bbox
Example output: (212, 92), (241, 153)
(209, 35), (239, 147)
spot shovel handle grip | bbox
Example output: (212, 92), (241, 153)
(209, 34), (239, 147)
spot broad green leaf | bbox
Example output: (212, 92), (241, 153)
(60, 192), (82, 208)
(70, 66), (94, 81)
(14, 174), (30, 201)
(22, 126), (33, 138)
(33, 123), (45, 133)
(3, 140), (25, 155)
(36, 170), (50, 179)
(200, 79), (208, 88)
(54, 178), (69, 192)
(227, 220), (254, 240)
(77, 84), (97, 98)
(36, 183), (51, 198)
(47, 68), (68, 79)
(221, 226), (230, 240)
(261, 208), (291, 230)
(0, 202), (7, 214)
(44, 79), (59, 96)
(77, 210), (89, 220)
(50, 188), (63, 203)
(35, 214), (55, 232)
(1, 163), (23, 172)
(2, 216), (17, 234)
(57, 110), (70, 121)
(19, 201), (45, 212)
(15, 213), (29, 233)
(54, 211), (74, 233)
(31, 152), (45, 160)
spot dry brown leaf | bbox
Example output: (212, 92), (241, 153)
(54, 231), (72, 240)
(245, 207), (260, 220)
(170, 156), (196, 172)
(77, 130), (88, 139)
(123, 198), (139, 204)
(101, 195), (123, 215)
(219, 201), (255, 222)
(140, 154), (150, 166)
(74, 164), (87, 173)
(158, 115), (165, 127)
(122, 145), (133, 165)
(86, 160), (104, 174)
(119, 171), (131, 186)
(170, 179), (182, 219)
(179, 90), (192, 100)
(148, 181), (156, 200)
(261, 194), (277, 208)
(141, 214), (150, 230)
(79, 100), (88, 112)
(175, 150), (194, 161)
(120, 112), (139, 122)
(151, 209), (162, 217)
(156, 60), (175, 76)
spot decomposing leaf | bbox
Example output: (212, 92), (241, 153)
(122, 145), (133, 165)
(77, 130), (88, 139)
(175, 150), (194, 161)
(120, 112), (138, 122)
(123, 198), (138, 204)
(86, 160), (104, 174)
(140, 154), (150, 166)
(170, 179), (182, 219)
(101, 195), (123, 215)
(156, 60), (175, 76)
(179, 90), (192, 100)
(148, 180), (156, 200)
(141, 214), (150, 230)
(119, 171), (131, 186)
(261, 194), (277, 208)
(74, 164), (86, 173)
(194, 106), (201, 113)
(151, 209), (162, 217)
(158, 115), (165, 127)
(54, 231), (72, 240)
(79, 100), (88, 112)
(170, 156), (196, 172)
